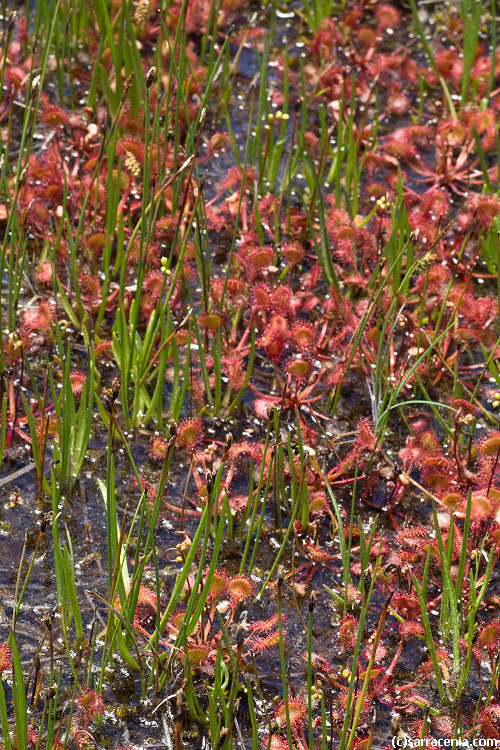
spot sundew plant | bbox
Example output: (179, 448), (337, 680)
(2, 0), (500, 748)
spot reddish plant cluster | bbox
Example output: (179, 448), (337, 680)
(165, 570), (284, 673)
(4, 0), (500, 746)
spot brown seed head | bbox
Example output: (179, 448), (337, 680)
(146, 66), (157, 89)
